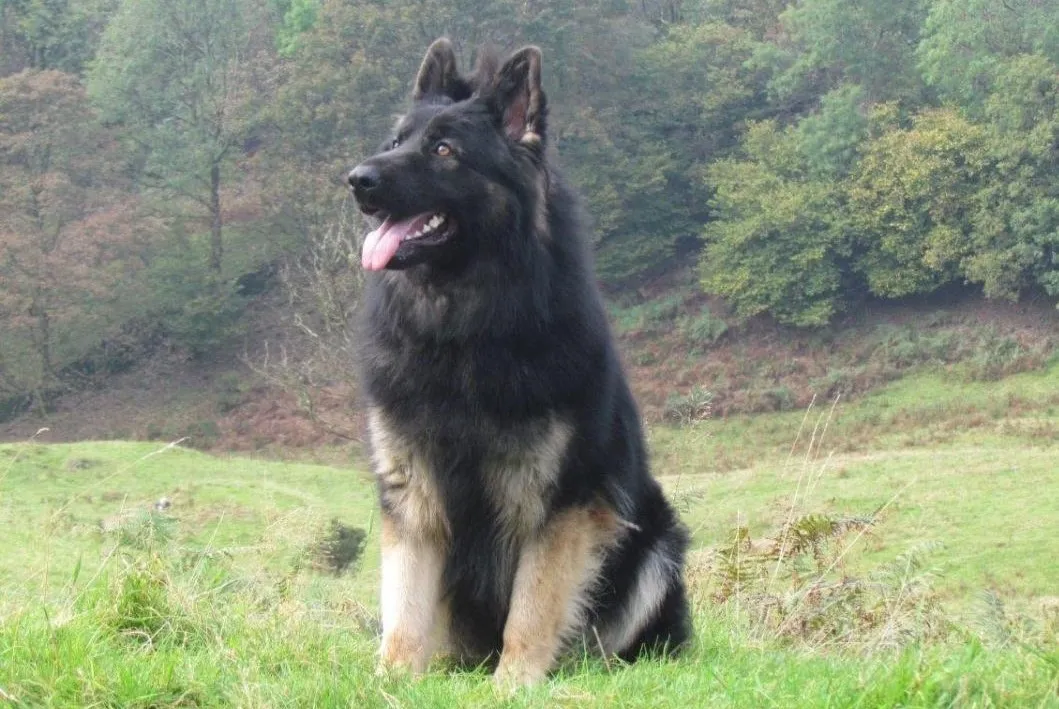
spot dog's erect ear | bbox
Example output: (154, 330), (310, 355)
(414, 38), (460, 100)
(494, 46), (545, 143)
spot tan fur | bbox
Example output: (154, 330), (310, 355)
(483, 418), (572, 541)
(514, 46), (543, 136)
(370, 407), (450, 674)
(378, 517), (447, 674)
(368, 407), (449, 542)
(370, 407), (635, 683)
(494, 504), (622, 686)
(533, 170), (550, 241)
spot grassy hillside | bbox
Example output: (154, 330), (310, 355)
(2, 369), (1058, 706)
(4, 290), (1057, 455)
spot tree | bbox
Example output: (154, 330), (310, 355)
(0, 0), (118, 76)
(585, 18), (770, 285)
(965, 54), (1059, 299)
(760, 0), (930, 107)
(88, 0), (271, 273)
(848, 107), (988, 299)
(699, 121), (849, 326)
(918, 0), (1059, 113)
(691, 0), (787, 40)
(0, 70), (134, 399)
(795, 84), (870, 180)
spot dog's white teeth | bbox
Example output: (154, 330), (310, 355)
(404, 214), (447, 241)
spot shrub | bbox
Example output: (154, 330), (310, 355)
(679, 307), (729, 349)
(693, 512), (947, 649)
(663, 386), (714, 426)
(609, 294), (684, 336)
(311, 519), (367, 576)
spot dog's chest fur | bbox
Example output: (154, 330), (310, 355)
(368, 407), (572, 544)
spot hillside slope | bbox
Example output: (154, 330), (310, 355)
(2, 282), (1057, 453)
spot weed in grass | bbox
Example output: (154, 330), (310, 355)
(663, 386), (713, 426)
(310, 518), (367, 576)
(694, 516), (948, 651)
(101, 508), (177, 550)
(63, 457), (100, 471)
(686, 396), (945, 651)
(105, 555), (196, 648)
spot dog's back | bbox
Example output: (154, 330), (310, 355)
(350, 38), (690, 686)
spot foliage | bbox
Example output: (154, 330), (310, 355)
(3, 0), (1059, 404)
(795, 84), (869, 180)
(592, 19), (768, 285)
(0, 0), (117, 75)
(679, 306), (729, 348)
(310, 519), (367, 576)
(967, 54), (1059, 299)
(663, 385), (713, 426)
(0, 70), (135, 399)
(88, 0), (273, 273)
(273, 0), (320, 56)
(849, 108), (988, 298)
(700, 121), (849, 326)
(764, 0), (930, 104)
(917, 0), (1059, 113)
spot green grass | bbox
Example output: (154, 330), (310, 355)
(652, 358), (1059, 471)
(2, 369), (1059, 706)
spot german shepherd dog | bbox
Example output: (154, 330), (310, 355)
(348, 39), (691, 686)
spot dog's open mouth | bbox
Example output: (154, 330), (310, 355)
(361, 211), (456, 271)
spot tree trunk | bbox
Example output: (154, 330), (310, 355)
(209, 161), (223, 272)
(28, 295), (53, 379)
(28, 292), (54, 416)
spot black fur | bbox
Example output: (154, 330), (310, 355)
(351, 39), (690, 668)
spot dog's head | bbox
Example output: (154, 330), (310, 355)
(349, 39), (549, 273)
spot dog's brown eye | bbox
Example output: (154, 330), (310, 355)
(434, 141), (453, 157)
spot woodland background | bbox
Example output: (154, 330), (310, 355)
(2, 0), (1058, 422)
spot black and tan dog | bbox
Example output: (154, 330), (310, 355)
(348, 38), (690, 686)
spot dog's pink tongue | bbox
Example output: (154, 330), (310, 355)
(361, 214), (431, 271)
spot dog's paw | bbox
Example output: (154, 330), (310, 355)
(378, 634), (431, 677)
(375, 657), (422, 681)
(492, 659), (547, 690)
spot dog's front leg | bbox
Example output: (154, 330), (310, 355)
(378, 516), (446, 675)
(494, 507), (609, 687)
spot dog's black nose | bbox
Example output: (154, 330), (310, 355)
(348, 164), (381, 194)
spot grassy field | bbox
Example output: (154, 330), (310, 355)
(2, 368), (1058, 706)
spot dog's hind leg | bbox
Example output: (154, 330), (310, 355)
(378, 516), (446, 675)
(494, 505), (619, 687)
